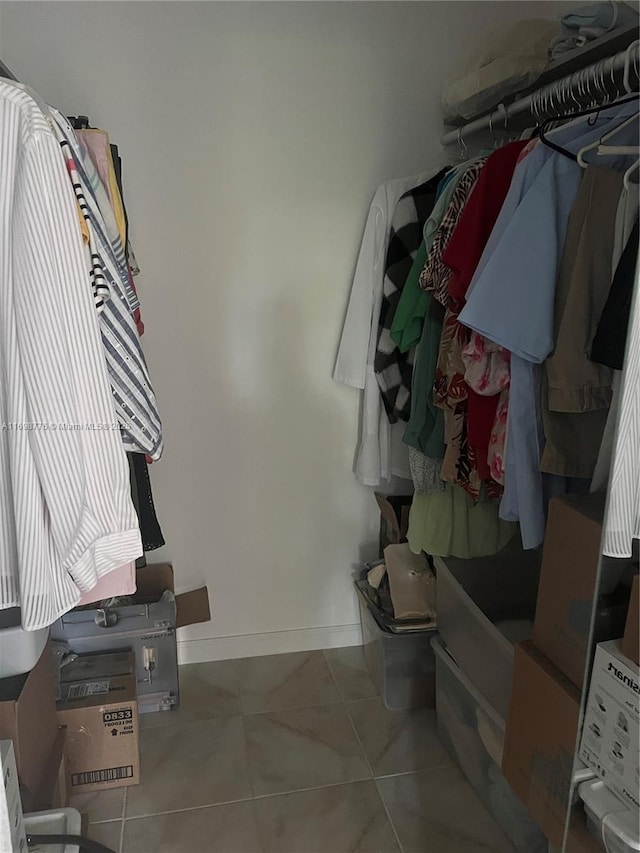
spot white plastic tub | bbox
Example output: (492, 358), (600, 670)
(432, 636), (547, 853)
(579, 779), (640, 853)
(356, 583), (436, 710)
(23, 808), (81, 853)
(0, 609), (48, 678)
(434, 539), (540, 720)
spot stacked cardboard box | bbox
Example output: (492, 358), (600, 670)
(57, 651), (140, 794)
(502, 494), (637, 851)
(0, 644), (61, 812)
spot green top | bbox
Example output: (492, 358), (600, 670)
(402, 290), (445, 458)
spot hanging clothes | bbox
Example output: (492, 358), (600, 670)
(591, 218), (640, 371)
(374, 169), (448, 422)
(421, 159), (495, 501)
(77, 128), (128, 249)
(590, 212), (640, 493)
(128, 453), (165, 551)
(600, 246), (640, 558)
(459, 102), (639, 548)
(541, 165), (622, 479)
(333, 169), (442, 487)
(407, 485), (517, 558)
(442, 141), (527, 477)
(49, 109), (164, 460)
(0, 81), (142, 629)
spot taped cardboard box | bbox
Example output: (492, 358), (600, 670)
(533, 494), (633, 690)
(51, 564), (211, 713)
(57, 655), (139, 794)
(579, 639), (640, 810)
(621, 574), (639, 667)
(502, 641), (582, 850)
(0, 643), (58, 808)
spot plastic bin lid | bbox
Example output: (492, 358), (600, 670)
(579, 780), (627, 822)
(23, 807), (82, 853)
(579, 780), (640, 850)
(603, 811), (640, 851)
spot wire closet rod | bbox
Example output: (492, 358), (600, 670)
(440, 42), (640, 146)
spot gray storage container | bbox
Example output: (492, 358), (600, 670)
(432, 636), (547, 853)
(51, 600), (179, 714)
(434, 539), (541, 721)
(355, 581), (436, 711)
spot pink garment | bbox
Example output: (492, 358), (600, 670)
(462, 332), (510, 486)
(489, 391), (509, 485)
(77, 129), (112, 200)
(77, 562), (137, 606)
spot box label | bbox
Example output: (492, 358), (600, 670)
(66, 680), (110, 700)
(71, 765), (134, 787)
(102, 708), (133, 725)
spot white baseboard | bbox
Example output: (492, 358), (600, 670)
(177, 623), (362, 664)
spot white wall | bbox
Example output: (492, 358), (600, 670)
(1, 1), (559, 662)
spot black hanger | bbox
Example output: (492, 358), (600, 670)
(68, 115), (91, 130)
(536, 94), (640, 161)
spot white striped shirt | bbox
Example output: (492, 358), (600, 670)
(602, 249), (640, 558)
(0, 81), (142, 630)
(48, 110), (164, 460)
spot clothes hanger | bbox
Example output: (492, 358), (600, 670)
(576, 49), (640, 165)
(577, 107), (639, 165)
(67, 115), (91, 130)
(623, 159), (639, 189)
(456, 126), (468, 163)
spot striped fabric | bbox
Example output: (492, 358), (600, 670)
(59, 139), (111, 311)
(0, 82), (142, 629)
(602, 249), (640, 558)
(49, 110), (163, 460)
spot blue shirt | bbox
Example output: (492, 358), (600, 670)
(459, 105), (639, 548)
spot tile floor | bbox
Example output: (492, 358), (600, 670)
(71, 647), (516, 853)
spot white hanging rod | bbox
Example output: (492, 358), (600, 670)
(440, 41), (640, 147)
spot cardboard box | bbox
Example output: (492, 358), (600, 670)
(0, 741), (27, 853)
(533, 494), (632, 690)
(57, 655), (140, 793)
(51, 564), (210, 713)
(502, 641), (582, 849)
(24, 725), (66, 813)
(579, 639), (640, 809)
(621, 574), (639, 667)
(0, 643), (58, 806)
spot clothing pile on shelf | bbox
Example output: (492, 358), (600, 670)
(334, 99), (639, 561)
(0, 79), (164, 631)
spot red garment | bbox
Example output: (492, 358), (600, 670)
(442, 141), (528, 475)
(444, 141), (528, 302)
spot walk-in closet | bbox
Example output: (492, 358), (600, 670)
(0, 3), (638, 852)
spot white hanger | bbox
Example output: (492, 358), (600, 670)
(622, 158), (639, 190)
(577, 110), (640, 166)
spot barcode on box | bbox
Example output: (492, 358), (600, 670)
(71, 765), (134, 786)
(66, 680), (110, 700)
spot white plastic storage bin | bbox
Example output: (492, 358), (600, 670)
(579, 779), (640, 853)
(434, 539), (541, 721)
(23, 808), (82, 853)
(356, 583), (436, 710)
(432, 636), (548, 853)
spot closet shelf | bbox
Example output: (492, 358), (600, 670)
(442, 21), (640, 129)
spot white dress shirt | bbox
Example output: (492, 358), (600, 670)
(333, 171), (438, 487)
(0, 81), (142, 629)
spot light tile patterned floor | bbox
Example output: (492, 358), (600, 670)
(74, 647), (515, 853)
